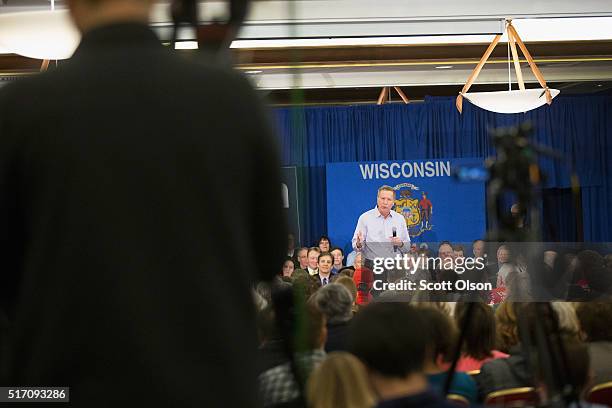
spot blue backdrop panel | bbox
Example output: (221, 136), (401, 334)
(275, 95), (612, 245)
(326, 158), (485, 251)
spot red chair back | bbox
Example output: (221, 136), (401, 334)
(447, 394), (470, 406)
(484, 387), (538, 407)
(587, 382), (612, 406)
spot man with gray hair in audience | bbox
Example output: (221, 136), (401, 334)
(314, 283), (354, 352)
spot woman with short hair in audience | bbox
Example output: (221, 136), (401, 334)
(307, 352), (376, 408)
(417, 306), (478, 404)
(314, 283), (354, 352)
(454, 302), (509, 372)
(576, 299), (612, 385)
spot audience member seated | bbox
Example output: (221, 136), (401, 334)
(551, 301), (582, 340)
(478, 302), (582, 399)
(318, 235), (332, 253)
(307, 352), (376, 408)
(352, 253), (373, 305)
(307, 247), (322, 276)
(296, 247), (309, 270)
(576, 300), (612, 385)
(417, 306), (478, 404)
(349, 303), (458, 408)
(536, 340), (608, 408)
(568, 250), (605, 300)
(312, 252), (335, 288)
(334, 275), (359, 313)
(346, 250), (356, 267)
(453, 302), (509, 372)
(259, 301), (327, 408)
(257, 306), (287, 374)
(581, 251), (612, 300)
(330, 247), (345, 274)
(287, 233), (297, 259)
(434, 242), (457, 288)
(314, 283), (353, 352)
(337, 266), (355, 278)
(487, 244), (510, 287)
(290, 269), (317, 299)
(282, 257), (296, 278)
(453, 245), (464, 258)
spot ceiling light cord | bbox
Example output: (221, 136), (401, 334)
(507, 23), (512, 91)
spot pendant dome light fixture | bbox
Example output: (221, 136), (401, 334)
(0, 0), (80, 61)
(456, 20), (559, 114)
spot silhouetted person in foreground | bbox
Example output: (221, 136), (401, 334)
(0, 0), (286, 406)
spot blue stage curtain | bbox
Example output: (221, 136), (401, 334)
(273, 96), (612, 245)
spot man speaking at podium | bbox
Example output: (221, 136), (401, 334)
(352, 186), (410, 290)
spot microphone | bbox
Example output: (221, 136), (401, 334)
(392, 227), (397, 252)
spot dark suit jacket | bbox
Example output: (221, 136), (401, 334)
(0, 23), (286, 407)
(311, 273), (336, 289)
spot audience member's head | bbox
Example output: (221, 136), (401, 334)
(256, 305), (278, 344)
(578, 250), (612, 294)
(551, 301), (581, 341)
(337, 267), (355, 278)
(318, 236), (331, 253)
(318, 252), (334, 277)
(303, 300), (327, 351)
(438, 242), (454, 262)
(535, 338), (592, 402)
(453, 245), (465, 258)
(281, 257), (295, 277)
(277, 298), (326, 352)
(334, 276), (357, 304)
(472, 239), (485, 258)
(349, 303), (428, 378)
(497, 244), (510, 264)
(330, 247), (344, 269)
(495, 302), (520, 352)
(511, 302), (580, 348)
(308, 247), (322, 270)
(417, 306), (458, 369)
(253, 289), (268, 312)
(543, 250), (558, 269)
(454, 302), (497, 360)
(255, 282), (273, 305)
(291, 269), (317, 298)
(575, 300), (612, 342)
(297, 247), (309, 269)
(307, 352), (376, 408)
(314, 283), (353, 324)
(409, 301), (451, 317)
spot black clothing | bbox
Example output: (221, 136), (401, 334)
(0, 23), (286, 407)
(376, 390), (458, 408)
(477, 346), (532, 400)
(324, 321), (350, 353)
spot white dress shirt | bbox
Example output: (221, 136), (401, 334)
(351, 206), (410, 261)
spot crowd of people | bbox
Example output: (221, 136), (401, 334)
(280, 234), (612, 304)
(253, 234), (612, 408)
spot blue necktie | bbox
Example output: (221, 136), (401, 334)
(323, 277), (328, 286)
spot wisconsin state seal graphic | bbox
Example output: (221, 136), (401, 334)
(393, 183), (433, 237)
